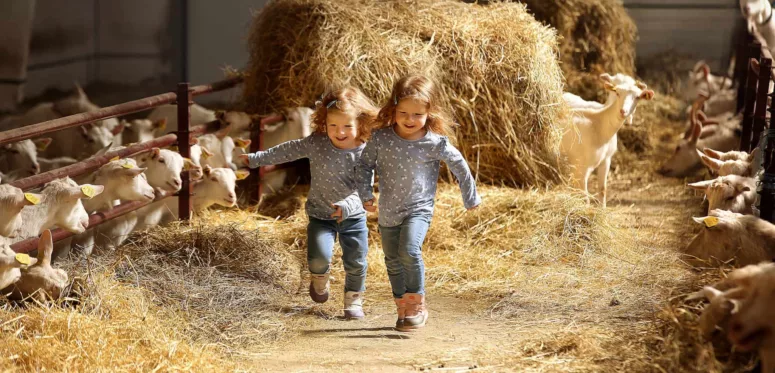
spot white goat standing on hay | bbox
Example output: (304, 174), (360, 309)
(560, 73), (654, 207)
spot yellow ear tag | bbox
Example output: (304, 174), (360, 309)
(81, 185), (96, 199)
(157, 121), (166, 132)
(121, 161), (134, 169)
(169, 145), (179, 152)
(703, 216), (719, 228)
(110, 156), (120, 162)
(202, 152), (211, 159)
(15, 253), (30, 266)
(24, 193), (40, 205)
(183, 158), (192, 171)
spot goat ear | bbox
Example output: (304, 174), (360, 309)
(203, 165), (213, 177)
(235, 169), (250, 180)
(599, 73), (613, 82)
(690, 120), (702, 144)
(70, 184), (105, 200)
(201, 146), (214, 158)
(640, 89), (654, 100)
(749, 147), (760, 161)
(123, 167), (146, 177)
(701, 64), (711, 79)
(688, 180), (713, 191)
(37, 229), (53, 267)
(603, 82), (616, 92)
(699, 152), (723, 171)
(33, 138), (52, 151)
(22, 192), (42, 206)
(189, 165), (204, 180)
(215, 110), (226, 121)
(150, 147), (161, 160)
(703, 148), (724, 159)
(235, 138), (251, 149)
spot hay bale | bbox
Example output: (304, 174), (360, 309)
(244, 0), (568, 187)
(517, 0), (637, 101)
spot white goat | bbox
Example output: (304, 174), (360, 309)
(681, 61), (734, 104)
(197, 126), (235, 169)
(688, 175), (758, 214)
(0, 243), (36, 292)
(560, 73), (654, 207)
(4, 230), (68, 301)
(0, 178), (104, 246)
(741, 0), (775, 56)
(684, 209), (775, 267)
(121, 118), (166, 145)
(0, 139), (52, 181)
(0, 183), (40, 238)
(699, 148), (759, 177)
(136, 166), (247, 229)
(689, 262), (775, 373)
(147, 103), (216, 136)
(659, 111), (741, 177)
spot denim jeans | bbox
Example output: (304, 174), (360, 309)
(307, 215), (368, 292)
(379, 212), (432, 298)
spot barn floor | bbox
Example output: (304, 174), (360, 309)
(237, 151), (706, 372)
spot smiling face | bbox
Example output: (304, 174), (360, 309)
(394, 98), (429, 140)
(326, 109), (361, 149)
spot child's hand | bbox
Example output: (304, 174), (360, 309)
(363, 199), (377, 212)
(330, 204), (344, 223)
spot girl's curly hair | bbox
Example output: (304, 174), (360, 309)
(311, 86), (379, 142)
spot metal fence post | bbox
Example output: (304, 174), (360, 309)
(177, 82), (193, 221)
(741, 44), (762, 152)
(752, 58), (772, 150)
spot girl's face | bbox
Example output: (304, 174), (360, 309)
(394, 98), (429, 140)
(326, 109), (361, 149)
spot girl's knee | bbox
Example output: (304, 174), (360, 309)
(308, 258), (330, 274)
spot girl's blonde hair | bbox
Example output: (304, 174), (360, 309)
(375, 75), (454, 138)
(311, 86), (379, 142)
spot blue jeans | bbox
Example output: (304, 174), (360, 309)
(307, 215), (368, 292)
(379, 213), (432, 298)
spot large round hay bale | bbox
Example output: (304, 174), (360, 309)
(517, 0), (637, 101)
(244, 0), (568, 187)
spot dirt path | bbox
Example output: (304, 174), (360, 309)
(249, 161), (704, 372)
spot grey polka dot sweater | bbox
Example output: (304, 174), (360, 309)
(246, 133), (366, 221)
(356, 127), (481, 227)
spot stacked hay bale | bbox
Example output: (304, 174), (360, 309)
(516, 0), (638, 101)
(244, 0), (569, 187)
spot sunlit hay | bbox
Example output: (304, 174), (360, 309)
(245, 0), (569, 187)
(0, 270), (236, 372)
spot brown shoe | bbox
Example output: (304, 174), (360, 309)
(397, 293), (427, 331)
(309, 273), (329, 303)
(394, 296), (406, 329)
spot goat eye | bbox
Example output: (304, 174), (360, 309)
(159, 159), (166, 164)
(210, 177), (217, 182)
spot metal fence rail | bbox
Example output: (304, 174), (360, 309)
(3, 75), (285, 253)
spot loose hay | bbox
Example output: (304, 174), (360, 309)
(516, 0), (637, 101)
(244, 0), (569, 187)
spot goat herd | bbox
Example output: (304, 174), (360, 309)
(559, 0), (775, 368)
(0, 85), (315, 302)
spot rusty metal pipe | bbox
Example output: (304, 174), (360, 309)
(10, 134), (177, 191)
(10, 199), (154, 254)
(190, 76), (244, 96)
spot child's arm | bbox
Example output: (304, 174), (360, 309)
(241, 136), (313, 169)
(331, 193), (362, 222)
(355, 141), (377, 208)
(436, 138), (481, 210)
